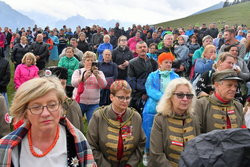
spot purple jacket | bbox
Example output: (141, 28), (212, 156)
(14, 64), (39, 89)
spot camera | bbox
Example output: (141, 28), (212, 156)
(91, 62), (98, 72)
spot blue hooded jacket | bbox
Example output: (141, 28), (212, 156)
(142, 69), (179, 150)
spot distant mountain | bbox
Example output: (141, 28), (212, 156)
(55, 15), (131, 29)
(1, 1), (131, 30)
(0, 1), (35, 30)
(192, 1), (224, 15)
(20, 10), (58, 28)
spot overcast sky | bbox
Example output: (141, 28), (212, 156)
(3, 0), (229, 25)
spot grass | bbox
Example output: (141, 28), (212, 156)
(7, 58), (15, 105)
(155, 1), (250, 29)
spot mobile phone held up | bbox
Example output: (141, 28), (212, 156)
(91, 62), (98, 72)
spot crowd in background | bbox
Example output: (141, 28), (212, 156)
(1, 22), (250, 166)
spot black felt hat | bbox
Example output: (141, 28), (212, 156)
(45, 66), (68, 80)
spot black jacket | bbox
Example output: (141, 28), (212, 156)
(29, 41), (49, 62)
(112, 46), (133, 80)
(110, 35), (118, 49)
(146, 37), (161, 46)
(4, 32), (12, 45)
(208, 28), (219, 38)
(77, 40), (89, 54)
(127, 56), (157, 93)
(0, 56), (10, 93)
(11, 43), (29, 65)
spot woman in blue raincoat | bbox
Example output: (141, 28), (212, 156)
(142, 52), (179, 163)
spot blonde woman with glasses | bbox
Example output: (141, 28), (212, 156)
(148, 78), (200, 167)
(0, 77), (96, 167)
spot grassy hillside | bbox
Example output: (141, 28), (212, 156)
(156, 1), (250, 29)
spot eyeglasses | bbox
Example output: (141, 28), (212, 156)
(115, 96), (131, 102)
(173, 93), (194, 99)
(27, 102), (60, 115)
(120, 39), (127, 42)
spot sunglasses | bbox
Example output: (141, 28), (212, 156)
(173, 93), (194, 99)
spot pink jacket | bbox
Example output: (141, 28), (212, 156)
(71, 68), (107, 105)
(0, 32), (5, 48)
(127, 36), (142, 57)
(14, 64), (39, 89)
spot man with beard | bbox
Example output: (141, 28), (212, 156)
(195, 69), (245, 133)
(127, 41), (157, 113)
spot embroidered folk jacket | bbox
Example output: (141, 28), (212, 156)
(148, 113), (200, 167)
(86, 105), (146, 167)
(195, 94), (245, 133)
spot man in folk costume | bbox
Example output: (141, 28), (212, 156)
(195, 69), (246, 133)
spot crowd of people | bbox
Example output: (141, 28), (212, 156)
(0, 22), (250, 166)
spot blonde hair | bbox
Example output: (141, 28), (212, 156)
(110, 80), (132, 95)
(103, 34), (110, 39)
(156, 78), (196, 116)
(201, 45), (216, 58)
(21, 52), (36, 65)
(10, 77), (66, 121)
(82, 51), (97, 62)
(20, 36), (27, 41)
(214, 52), (235, 69)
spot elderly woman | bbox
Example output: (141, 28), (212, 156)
(71, 51), (107, 122)
(87, 80), (145, 167)
(14, 52), (39, 89)
(193, 45), (217, 87)
(148, 78), (200, 167)
(192, 35), (213, 64)
(142, 52), (179, 163)
(97, 34), (113, 62)
(0, 77), (96, 166)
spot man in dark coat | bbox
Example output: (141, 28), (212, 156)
(127, 41), (157, 113)
(29, 33), (49, 70)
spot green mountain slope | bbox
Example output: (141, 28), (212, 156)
(156, 2), (250, 29)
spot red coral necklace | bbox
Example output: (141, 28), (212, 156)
(28, 126), (60, 157)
